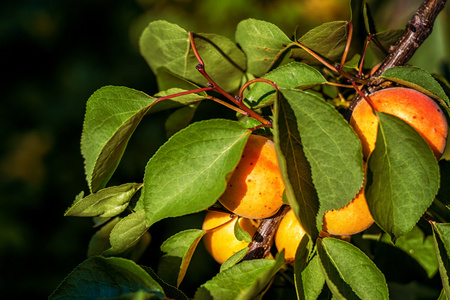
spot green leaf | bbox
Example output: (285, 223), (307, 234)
(195, 254), (285, 300)
(141, 266), (189, 300)
(380, 226), (438, 278)
(140, 21), (246, 92)
(291, 21), (351, 65)
(234, 217), (252, 243)
(65, 183), (141, 218)
(366, 112), (440, 239)
(235, 19), (293, 77)
(81, 86), (154, 192)
(380, 66), (450, 107)
(104, 210), (149, 255)
(220, 248), (249, 272)
(157, 229), (205, 288)
(279, 89), (364, 232)
(318, 237), (389, 300)
(141, 119), (251, 227)
(432, 222), (450, 297)
(244, 62), (327, 108)
(81, 86), (202, 193)
(49, 256), (165, 300)
(273, 93), (320, 239)
(88, 217), (120, 257)
(294, 235), (326, 300)
(165, 104), (199, 138)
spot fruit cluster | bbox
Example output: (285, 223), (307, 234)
(203, 87), (449, 265)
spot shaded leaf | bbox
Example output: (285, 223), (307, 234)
(294, 235), (325, 300)
(141, 119), (251, 227)
(273, 93), (319, 239)
(318, 237), (389, 300)
(279, 89), (364, 232)
(49, 256), (165, 300)
(65, 183), (142, 218)
(245, 62), (327, 108)
(380, 66), (450, 107)
(88, 217), (120, 257)
(104, 210), (149, 255)
(141, 266), (189, 300)
(432, 222), (450, 297)
(157, 229), (205, 288)
(235, 19), (293, 77)
(366, 112), (440, 239)
(165, 104), (199, 138)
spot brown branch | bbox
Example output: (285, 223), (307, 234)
(345, 0), (447, 120)
(242, 205), (290, 261)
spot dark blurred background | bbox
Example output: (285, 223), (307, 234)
(0, 0), (448, 298)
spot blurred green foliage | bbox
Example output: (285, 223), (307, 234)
(0, 0), (448, 298)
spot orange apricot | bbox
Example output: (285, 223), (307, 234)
(274, 208), (306, 262)
(322, 163), (374, 236)
(219, 134), (285, 219)
(350, 87), (448, 160)
(202, 210), (259, 264)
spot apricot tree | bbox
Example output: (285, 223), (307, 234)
(51, 0), (450, 299)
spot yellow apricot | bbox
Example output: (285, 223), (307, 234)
(202, 210), (259, 264)
(219, 134), (285, 219)
(350, 87), (448, 160)
(322, 164), (374, 236)
(274, 209), (306, 263)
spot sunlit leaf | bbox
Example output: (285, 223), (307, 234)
(220, 248), (249, 272)
(366, 112), (440, 239)
(49, 256), (165, 299)
(81, 86), (202, 192)
(88, 217), (120, 257)
(380, 66), (450, 106)
(195, 254), (285, 300)
(141, 119), (251, 227)
(104, 210), (149, 255)
(234, 217), (252, 243)
(140, 21), (246, 92)
(318, 237), (389, 300)
(244, 62), (327, 108)
(235, 19), (293, 77)
(65, 183), (141, 218)
(291, 21), (351, 65)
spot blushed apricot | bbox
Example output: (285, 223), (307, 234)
(219, 134), (285, 219)
(350, 87), (448, 160)
(322, 163), (374, 236)
(202, 210), (259, 264)
(274, 208), (306, 262)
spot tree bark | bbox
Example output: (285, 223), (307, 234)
(345, 0), (447, 120)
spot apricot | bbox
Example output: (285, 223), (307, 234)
(274, 208), (306, 262)
(202, 210), (259, 264)
(350, 87), (448, 160)
(322, 163), (374, 236)
(219, 134), (285, 219)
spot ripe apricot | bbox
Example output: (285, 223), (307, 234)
(219, 134), (285, 219)
(202, 210), (259, 264)
(274, 208), (306, 262)
(350, 87), (448, 160)
(322, 164), (374, 236)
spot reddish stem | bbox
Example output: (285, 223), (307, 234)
(155, 86), (213, 102)
(189, 32), (270, 125)
(339, 21), (353, 72)
(358, 34), (373, 77)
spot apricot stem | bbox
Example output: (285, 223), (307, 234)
(339, 21), (353, 72)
